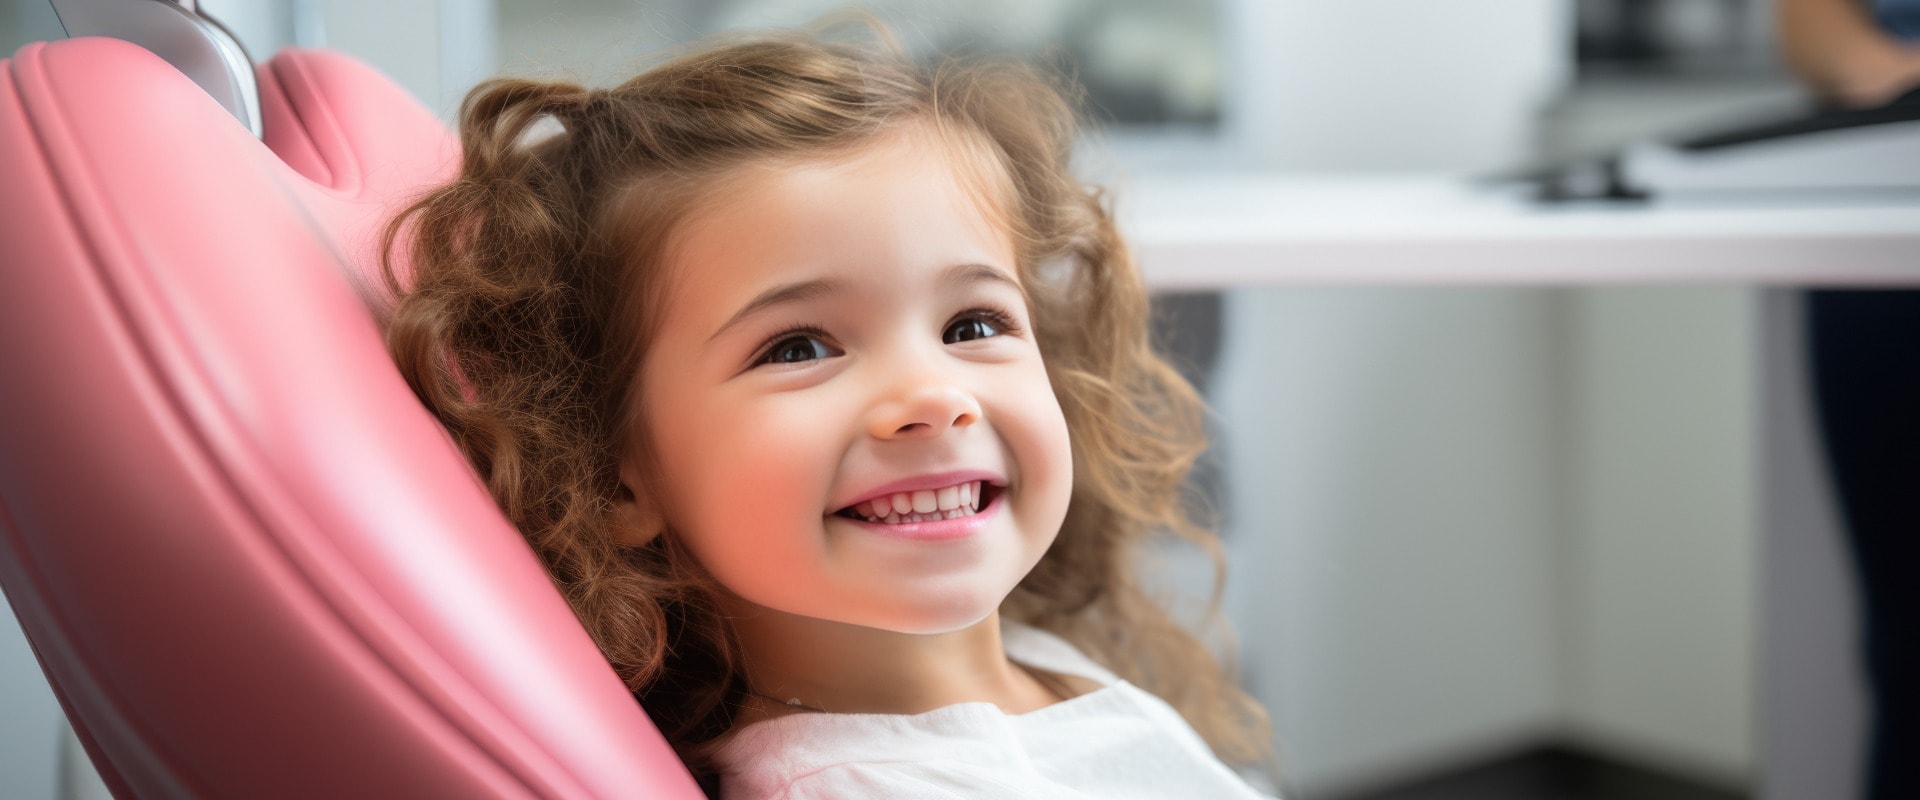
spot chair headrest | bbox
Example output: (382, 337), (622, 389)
(253, 45), (461, 319)
(0, 36), (701, 798)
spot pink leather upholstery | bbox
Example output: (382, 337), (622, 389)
(0, 37), (701, 798)
(254, 46), (463, 317)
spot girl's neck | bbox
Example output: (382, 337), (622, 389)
(726, 605), (1059, 719)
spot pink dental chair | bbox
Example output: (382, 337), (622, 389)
(0, 2), (702, 797)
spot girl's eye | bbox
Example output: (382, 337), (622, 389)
(944, 310), (1017, 344)
(758, 334), (838, 365)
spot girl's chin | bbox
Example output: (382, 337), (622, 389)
(874, 609), (999, 636)
(803, 597), (1004, 637)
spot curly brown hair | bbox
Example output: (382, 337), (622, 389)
(383, 26), (1271, 786)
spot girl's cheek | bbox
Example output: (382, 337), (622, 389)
(1010, 374), (1073, 491)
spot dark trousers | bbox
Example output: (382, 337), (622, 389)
(1805, 289), (1920, 800)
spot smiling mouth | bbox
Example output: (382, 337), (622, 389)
(834, 481), (996, 524)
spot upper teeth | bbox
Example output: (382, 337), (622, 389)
(847, 481), (984, 523)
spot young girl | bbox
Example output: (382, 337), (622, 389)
(384, 26), (1275, 798)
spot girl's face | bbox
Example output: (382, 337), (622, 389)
(629, 128), (1073, 634)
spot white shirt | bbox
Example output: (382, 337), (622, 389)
(712, 624), (1278, 799)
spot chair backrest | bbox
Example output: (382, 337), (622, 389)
(0, 34), (701, 799)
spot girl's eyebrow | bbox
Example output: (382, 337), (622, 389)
(707, 278), (842, 343)
(946, 262), (1024, 298)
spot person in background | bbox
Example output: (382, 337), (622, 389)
(1779, 2), (1920, 800)
(1780, 0), (1920, 107)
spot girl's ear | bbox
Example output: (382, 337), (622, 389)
(610, 460), (665, 547)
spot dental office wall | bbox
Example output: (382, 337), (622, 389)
(1222, 3), (1755, 796)
(1219, 4), (1568, 795)
(0, 1), (1765, 798)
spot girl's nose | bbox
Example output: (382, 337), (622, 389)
(868, 379), (982, 440)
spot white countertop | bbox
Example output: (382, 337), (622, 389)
(1119, 174), (1920, 288)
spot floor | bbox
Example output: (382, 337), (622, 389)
(1339, 745), (1746, 800)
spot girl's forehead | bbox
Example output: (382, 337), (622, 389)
(683, 122), (1016, 242)
(666, 127), (1016, 270)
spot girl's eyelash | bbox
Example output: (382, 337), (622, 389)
(749, 323), (832, 365)
(956, 306), (1024, 336)
(747, 307), (1023, 367)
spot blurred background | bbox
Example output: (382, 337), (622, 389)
(0, 1), (1854, 798)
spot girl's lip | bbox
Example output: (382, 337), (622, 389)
(832, 469), (1006, 512)
(833, 488), (1002, 541)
